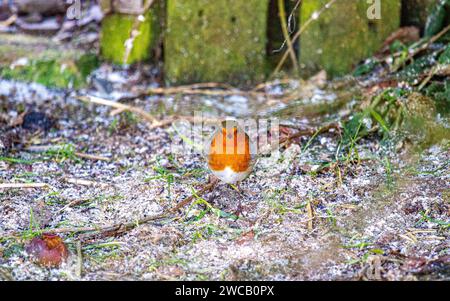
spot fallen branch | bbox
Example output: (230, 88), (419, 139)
(389, 24), (450, 73)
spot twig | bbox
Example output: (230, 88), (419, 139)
(78, 96), (161, 127)
(78, 213), (169, 240)
(257, 122), (340, 156)
(277, 0), (299, 73)
(76, 241), (83, 278)
(271, 0), (338, 77)
(409, 24), (450, 62)
(74, 152), (111, 162)
(306, 200), (314, 230)
(380, 24), (450, 74)
(79, 95), (230, 130)
(38, 226), (101, 234)
(79, 96), (228, 131)
(279, 122), (340, 144)
(135, 84), (265, 98)
(55, 198), (92, 214)
(149, 115), (223, 130)
(0, 267), (14, 281)
(168, 177), (219, 213)
(418, 65), (438, 90)
(0, 183), (50, 189)
(0, 14), (17, 27)
(65, 178), (110, 188)
(77, 179), (219, 240)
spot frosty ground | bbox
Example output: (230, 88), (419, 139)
(0, 75), (449, 281)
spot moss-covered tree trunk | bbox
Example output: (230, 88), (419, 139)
(165, 0), (269, 85)
(299, 0), (401, 77)
(99, 0), (160, 65)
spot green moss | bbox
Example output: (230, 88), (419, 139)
(76, 53), (100, 78)
(401, 93), (449, 149)
(299, 0), (401, 77)
(165, 0), (269, 85)
(425, 80), (450, 114)
(100, 9), (160, 65)
(0, 53), (99, 89)
(0, 34), (99, 89)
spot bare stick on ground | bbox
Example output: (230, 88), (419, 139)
(65, 178), (111, 188)
(0, 183), (51, 189)
(76, 241), (83, 278)
(78, 96), (161, 127)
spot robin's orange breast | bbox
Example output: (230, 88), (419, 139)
(207, 127), (251, 173)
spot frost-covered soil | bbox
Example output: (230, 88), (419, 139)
(0, 76), (449, 281)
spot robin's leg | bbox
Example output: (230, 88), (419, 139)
(208, 174), (221, 184)
(229, 182), (249, 217)
(230, 182), (256, 197)
(205, 174), (220, 206)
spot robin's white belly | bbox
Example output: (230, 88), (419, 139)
(211, 166), (250, 184)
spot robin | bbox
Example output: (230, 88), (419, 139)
(205, 119), (255, 185)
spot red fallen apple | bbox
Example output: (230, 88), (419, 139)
(26, 234), (69, 267)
